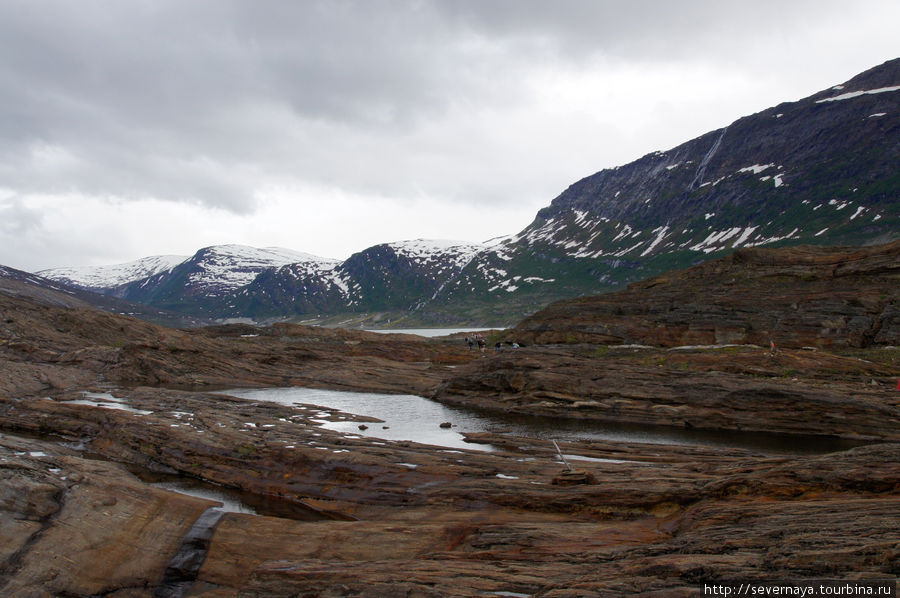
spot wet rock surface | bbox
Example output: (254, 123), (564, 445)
(0, 434), (216, 597)
(1, 251), (899, 596)
(1, 421), (897, 597)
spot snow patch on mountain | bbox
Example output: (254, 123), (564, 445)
(738, 164), (775, 175)
(323, 269), (351, 297)
(488, 275), (521, 293)
(690, 227), (754, 253)
(641, 226), (670, 256)
(387, 239), (485, 270)
(733, 226), (759, 247)
(747, 228), (801, 246)
(186, 245), (338, 292)
(815, 85), (900, 103)
(828, 199), (850, 210)
(613, 224), (634, 242)
(39, 255), (188, 289)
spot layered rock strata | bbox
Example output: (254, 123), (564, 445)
(433, 346), (900, 440)
(512, 241), (900, 348)
(1, 406), (897, 597)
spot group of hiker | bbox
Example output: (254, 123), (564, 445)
(465, 333), (519, 353)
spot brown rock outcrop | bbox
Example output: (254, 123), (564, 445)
(0, 435), (217, 597)
(512, 241), (900, 348)
(0, 288), (473, 399)
(433, 345), (900, 440)
(2, 419), (896, 597)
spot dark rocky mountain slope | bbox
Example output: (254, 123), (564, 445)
(423, 58), (899, 323)
(0, 264), (208, 328)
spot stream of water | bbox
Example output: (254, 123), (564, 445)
(125, 467), (335, 520)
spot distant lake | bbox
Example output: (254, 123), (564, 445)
(364, 327), (501, 337)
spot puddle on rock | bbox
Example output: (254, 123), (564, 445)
(125, 467), (337, 521)
(221, 387), (869, 455)
(55, 392), (154, 415)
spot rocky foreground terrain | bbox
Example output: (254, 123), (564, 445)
(433, 242), (900, 440)
(1, 244), (898, 596)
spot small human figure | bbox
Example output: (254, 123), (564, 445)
(512, 342), (519, 350)
(477, 337), (486, 353)
(466, 336), (473, 351)
(495, 342), (501, 352)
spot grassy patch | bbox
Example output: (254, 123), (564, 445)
(834, 346), (900, 368)
(573, 345), (611, 358)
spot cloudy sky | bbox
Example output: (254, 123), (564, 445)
(1, 0), (897, 272)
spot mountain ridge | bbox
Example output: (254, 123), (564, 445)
(0, 263), (210, 327)
(419, 57), (899, 323)
(34, 58), (900, 326)
(38, 254), (188, 291)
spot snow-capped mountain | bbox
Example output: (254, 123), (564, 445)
(99, 245), (340, 315)
(336, 239), (484, 309)
(220, 239), (485, 319)
(418, 58), (899, 323)
(174, 245), (337, 295)
(39, 239), (488, 320)
(38, 255), (188, 291)
(387, 239), (484, 270)
(36, 59), (899, 326)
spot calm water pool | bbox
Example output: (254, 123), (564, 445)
(222, 387), (865, 455)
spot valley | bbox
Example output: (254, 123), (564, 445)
(1, 57), (897, 597)
(35, 59), (899, 327)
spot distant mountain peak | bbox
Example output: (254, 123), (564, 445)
(194, 244), (338, 265)
(385, 238), (486, 268)
(181, 244), (340, 294)
(38, 254), (188, 291)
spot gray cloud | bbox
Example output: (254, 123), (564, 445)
(0, 0), (897, 271)
(0, 2), (503, 210)
(0, 196), (42, 235)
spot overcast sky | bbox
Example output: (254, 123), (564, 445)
(1, 0), (897, 272)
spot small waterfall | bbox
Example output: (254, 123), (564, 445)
(689, 126), (729, 191)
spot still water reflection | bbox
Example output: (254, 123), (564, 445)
(126, 467), (336, 520)
(363, 328), (493, 337)
(223, 387), (864, 455)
